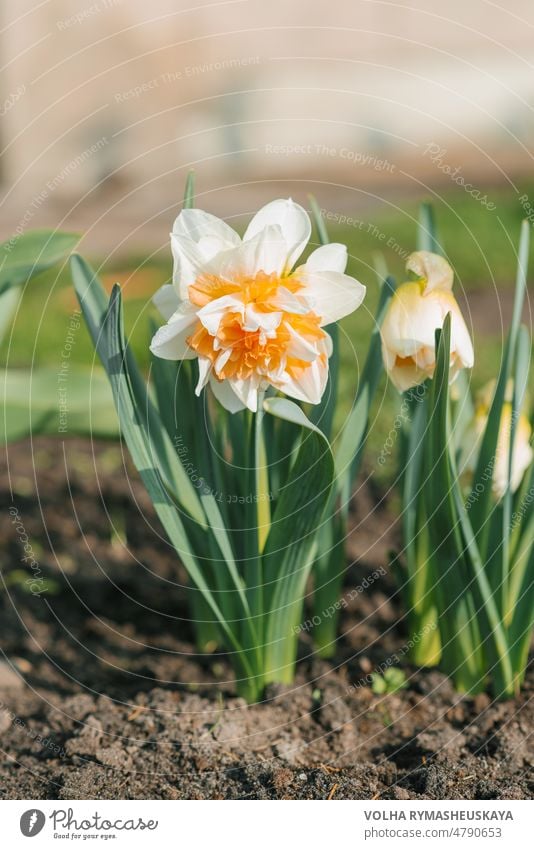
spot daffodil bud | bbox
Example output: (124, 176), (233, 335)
(380, 250), (474, 392)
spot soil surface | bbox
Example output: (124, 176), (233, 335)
(0, 438), (532, 800)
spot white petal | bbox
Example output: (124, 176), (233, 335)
(285, 324), (319, 362)
(279, 357), (328, 405)
(381, 283), (449, 354)
(171, 233), (211, 299)
(173, 209), (240, 251)
(305, 243), (348, 273)
(385, 358), (427, 392)
(152, 284), (181, 320)
(195, 356), (212, 394)
(270, 285), (310, 315)
(413, 345), (435, 369)
(149, 310), (197, 360)
(243, 304), (282, 335)
(209, 375), (246, 413)
(297, 268), (366, 325)
(406, 251), (454, 293)
(227, 376), (260, 412)
(197, 294), (244, 335)
(243, 199), (311, 270)
(217, 224), (288, 279)
(450, 307), (474, 369)
(214, 348), (232, 374)
(323, 331), (334, 357)
(171, 210), (240, 301)
(380, 341), (397, 374)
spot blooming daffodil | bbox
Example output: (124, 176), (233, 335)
(150, 199), (366, 412)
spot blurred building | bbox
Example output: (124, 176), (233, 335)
(1, 0), (533, 253)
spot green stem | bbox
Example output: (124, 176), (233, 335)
(255, 390), (271, 553)
(241, 392), (271, 689)
(310, 511), (345, 658)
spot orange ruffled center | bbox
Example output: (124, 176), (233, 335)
(186, 271), (327, 382)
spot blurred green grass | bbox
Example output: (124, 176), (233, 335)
(326, 186), (533, 290)
(1, 186), (531, 485)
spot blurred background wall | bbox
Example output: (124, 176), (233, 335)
(1, 0), (534, 255)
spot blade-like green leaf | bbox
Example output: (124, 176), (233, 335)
(429, 315), (514, 695)
(500, 322), (532, 613)
(262, 397), (335, 682)
(417, 203), (441, 254)
(507, 546), (534, 693)
(0, 230), (80, 295)
(183, 171), (195, 209)
(0, 288), (22, 344)
(101, 285), (256, 679)
(335, 275), (396, 504)
(71, 254), (206, 526)
(311, 257), (395, 654)
(450, 368), (474, 457)
(1, 365), (118, 441)
(469, 221), (530, 547)
(308, 194), (329, 247)
(71, 258), (264, 695)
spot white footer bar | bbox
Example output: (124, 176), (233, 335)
(2, 799), (532, 848)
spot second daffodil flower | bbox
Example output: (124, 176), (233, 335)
(380, 250), (474, 392)
(150, 199), (366, 412)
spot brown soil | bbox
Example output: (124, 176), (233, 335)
(0, 438), (532, 800)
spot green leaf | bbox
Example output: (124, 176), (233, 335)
(307, 511), (345, 657)
(468, 220), (530, 547)
(417, 203), (441, 254)
(499, 322), (532, 614)
(262, 398), (335, 683)
(308, 194), (329, 246)
(507, 547), (534, 693)
(334, 275), (396, 504)
(183, 171), (195, 209)
(0, 288), (22, 344)
(400, 389), (442, 666)
(0, 230), (80, 295)
(148, 321), (198, 455)
(428, 315), (514, 695)
(71, 255), (265, 697)
(423, 315), (486, 689)
(101, 284), (255, 674)
(310, 267), (394, 653)
(71, 254), (206, 526)
(372, 251), (390, 285)
(1, 365), (118, 441)
(450, 473), (515, 695)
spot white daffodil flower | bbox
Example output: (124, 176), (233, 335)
(150, 199), (366, 412)
(380, 250), (474, 392)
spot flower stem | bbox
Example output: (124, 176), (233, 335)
(255, 390), (271, 553)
